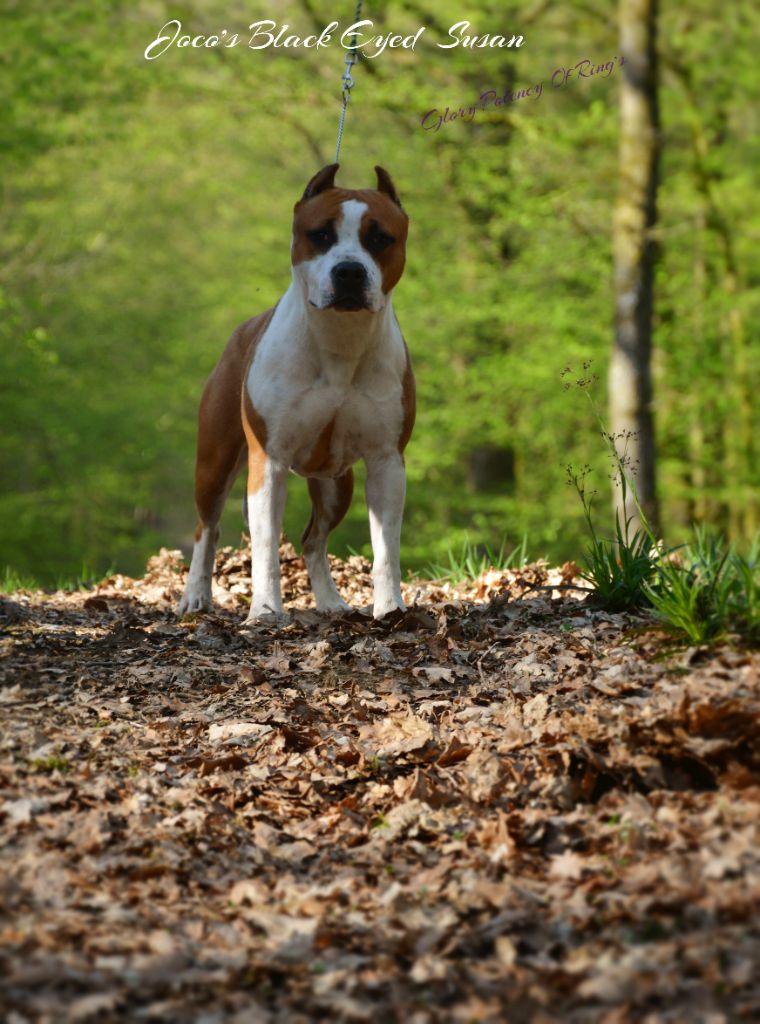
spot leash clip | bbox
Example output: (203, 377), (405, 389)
(342, 51), (357, 97)
(334, 1), (362, 162)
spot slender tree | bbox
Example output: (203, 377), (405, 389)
(610, 0), (660, 532)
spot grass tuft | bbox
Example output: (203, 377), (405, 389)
(645, 529), (759, 646)
(1, 562), (115, 594)
(29, 755), (71, 774)
(1, 566), (39, 593)
(426, 534), (529, 584)
(55, 562), (115, 592)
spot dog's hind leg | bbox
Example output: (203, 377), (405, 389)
(179, 378), (246, 615)
(301, 471), (354, 613)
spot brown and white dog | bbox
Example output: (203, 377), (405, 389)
(178, 164), (415, 623)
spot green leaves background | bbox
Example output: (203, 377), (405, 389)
(1, 1), (757, 582)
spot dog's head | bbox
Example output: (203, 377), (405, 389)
(291, 164), (408, 313)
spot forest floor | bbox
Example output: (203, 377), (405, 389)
(1, 544), (759, 1023)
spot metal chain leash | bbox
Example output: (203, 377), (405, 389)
(335, 0), (363, 162)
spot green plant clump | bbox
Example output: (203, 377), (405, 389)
(426, 534), (530, 584)
(568, 380), (759, 647)
(645, 529), (759, 646)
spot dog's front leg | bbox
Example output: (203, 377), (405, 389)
(365, 452), (407, 618)
(245, 458), (288, 623)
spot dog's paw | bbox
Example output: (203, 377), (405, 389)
(372, 598), (406, 620)
(317, 597), (352, 615)
(243, 604), (289, 628)
(178, 586), (212, 616)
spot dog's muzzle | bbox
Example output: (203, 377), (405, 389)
(330, 260), (369, 311)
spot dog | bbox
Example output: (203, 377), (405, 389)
(178, 164), (415, 623)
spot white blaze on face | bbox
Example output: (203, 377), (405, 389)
(294, 199), (386, 312)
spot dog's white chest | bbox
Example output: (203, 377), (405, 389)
(286, 378), (387, 478)
(246, 291), (406, 480)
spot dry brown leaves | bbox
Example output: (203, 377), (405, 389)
(1, 543), (759, 1023)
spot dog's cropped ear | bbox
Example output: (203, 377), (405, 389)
(375, 166), (402, 207)
(301, 163), (339, 201)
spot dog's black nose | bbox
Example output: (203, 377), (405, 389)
(331, 261), (368, 287)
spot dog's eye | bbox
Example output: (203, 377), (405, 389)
(364, 226), (395, 254)
(307, 224), (335, 251)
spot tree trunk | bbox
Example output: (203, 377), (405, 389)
(610, 0), (660, 534)
(687, 205), (707, 525)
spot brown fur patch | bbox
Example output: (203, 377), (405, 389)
(193, 306), (276, 528)
(360, 196), (408, 294)
(399, 340), (416, 454)
(242, 388), (268, 495)
(301, 163), (339, 200)
(301, 471), (355, 549)
(302, 416), (336, 475)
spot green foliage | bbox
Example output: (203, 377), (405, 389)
(426, 533), (529, 583)
(0, 562), (112, 594)
(0, 1), (758, 583)
(571, 410), (759, 646)
(573, 469), (657, 611)
(1, 567), (39, 593)
(54, 563), (116, 593)
(576, 508), (657, 612)
(732, 537), (760, 643)
(645, 530), (759, 647)
(29, 755), (71, 774)
(567, 375), (658, 611)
